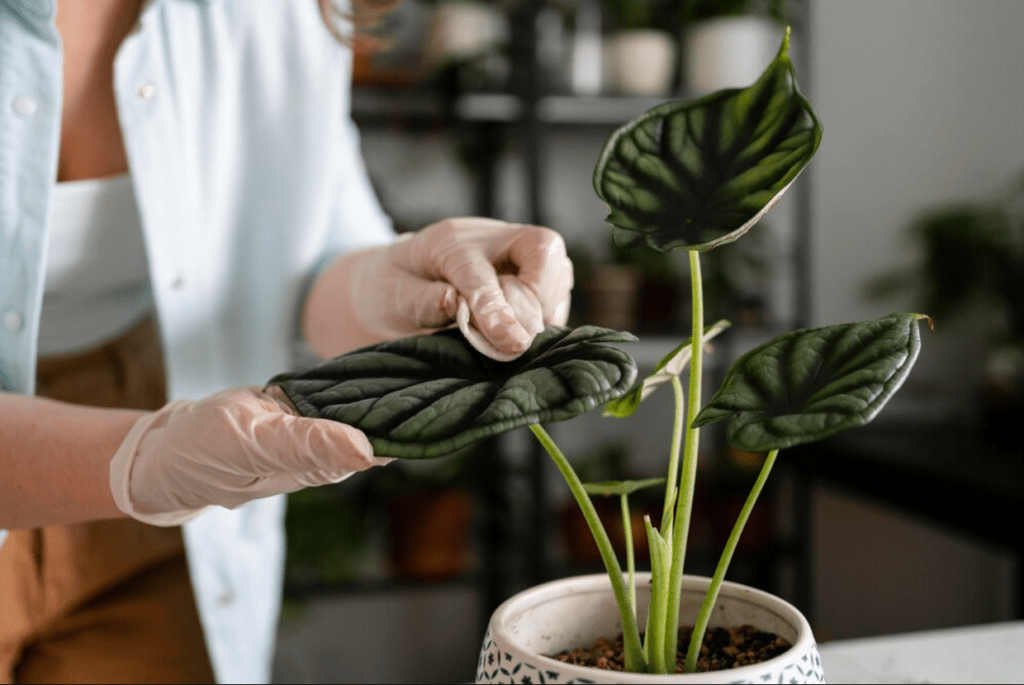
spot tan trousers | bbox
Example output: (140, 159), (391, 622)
(0, 319), (215, 684)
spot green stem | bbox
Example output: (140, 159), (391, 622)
(530, 424), (647, 673)
(660, 375), (687, 532)
(642, 520), (671, 673)
(620, 493), (636, 618)
(662, 249), (704, 672)
(684, 449), (779, 673)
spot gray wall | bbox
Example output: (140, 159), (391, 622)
(810, 0), (1024, 410)
(807, 0), (1023, 639)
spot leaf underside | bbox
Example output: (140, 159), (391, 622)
(582, 477), (666, 498)
(604, 319), (731, 418)
(268, 326), (638, 459)
(692, 313), (927, 452)
(593, 30), (822, 253)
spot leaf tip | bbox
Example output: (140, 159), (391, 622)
(781, 25), (792, 57)
(902, 312), (935, 332)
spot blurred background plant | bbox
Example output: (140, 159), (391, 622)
(867, 167), (1024, 447)
(867, 169), (1024, 342)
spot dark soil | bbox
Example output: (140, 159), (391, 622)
(551, 625), (792, 673)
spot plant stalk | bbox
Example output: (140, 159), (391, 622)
(660, 375), (687, 532)
(620, 493), (636, 617)
(662, 249), (705, 672)
(684, 449), (780, 673)
(642, 518), (671, 672)
(529, 424), (647, 673)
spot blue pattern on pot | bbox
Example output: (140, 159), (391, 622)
(476, 629), (824, 684)
(476, 574), (826, 684)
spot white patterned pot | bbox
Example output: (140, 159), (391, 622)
(477, 573), (824, 683)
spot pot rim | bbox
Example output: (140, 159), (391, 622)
(489, 572), (815, 682)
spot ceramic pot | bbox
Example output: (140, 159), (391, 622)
(605, 29), (677, 96)
(422, 0), (507, 69)
(386, 487), (473, 581)
(477, 573), (824, 683)
(684, 17), (784, 95)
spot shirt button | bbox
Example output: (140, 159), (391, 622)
(3, 310), (25, 333)
(170, 275), (184, 289)
(217, 590), (235, 606)
(12, 95), (38, 117)
(136, 81), (157, 100)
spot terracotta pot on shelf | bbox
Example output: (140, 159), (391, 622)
(477, 573), (824, 683)
(386, 487), (474, 581)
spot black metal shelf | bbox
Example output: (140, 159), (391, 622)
(352, 87), (687, 127)
(283, 571), (484, 600)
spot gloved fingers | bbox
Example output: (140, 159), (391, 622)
(498, 274), (545, 336)
(114, 387), (393, 525)
(503, 226), (574, 326)
(388, 218), (565, 353)
(418, 246), (535, 355)
(464, 270), (535, 355)
(425, 220), (573, 329)
(263, 384), (300, 415)
(458, 275), (545, 361)
(248, 399), (385, 476)
(386, 270), (460, 331)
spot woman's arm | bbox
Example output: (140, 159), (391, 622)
(0, 393), (142, 529)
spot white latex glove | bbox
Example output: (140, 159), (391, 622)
(304, 218), (573, 360)
(109, 386), (391, 526)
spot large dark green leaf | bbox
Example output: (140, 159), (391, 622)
(593, 29), (822, 253)
(692, 313), (929, 452)
(268, 326), (638, 459)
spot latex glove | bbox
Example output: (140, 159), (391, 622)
(456, 274), (544, 362)
(304, 218), (573, 360)
(109, 386), (391, 526)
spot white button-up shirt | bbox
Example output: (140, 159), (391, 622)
(0, 0), (394, 681)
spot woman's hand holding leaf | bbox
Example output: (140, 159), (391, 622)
(109, 386), (391, 526)
(304, 217), (574, 361)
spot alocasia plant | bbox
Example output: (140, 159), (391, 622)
(271, 28), (929, 675)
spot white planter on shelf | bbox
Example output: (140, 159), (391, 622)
(422, 0), (507, 69)
(684, 17), (784, 94)
(477, 573), (825, 683)
(605, 29), (677, 96)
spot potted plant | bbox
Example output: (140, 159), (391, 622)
(421, 0), (510, 92)
(866, 169), (1024, 450)
(269, 30), (929, 681)
(680, 0), (788, 95)
(603, 0), (677, 96)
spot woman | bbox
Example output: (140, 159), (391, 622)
(0, 0), (573, 682)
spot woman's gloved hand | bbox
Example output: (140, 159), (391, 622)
(304, 217), (574, 360)
(109, 386), (390, 526)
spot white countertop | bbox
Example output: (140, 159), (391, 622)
(818, 621), (1024, 683)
